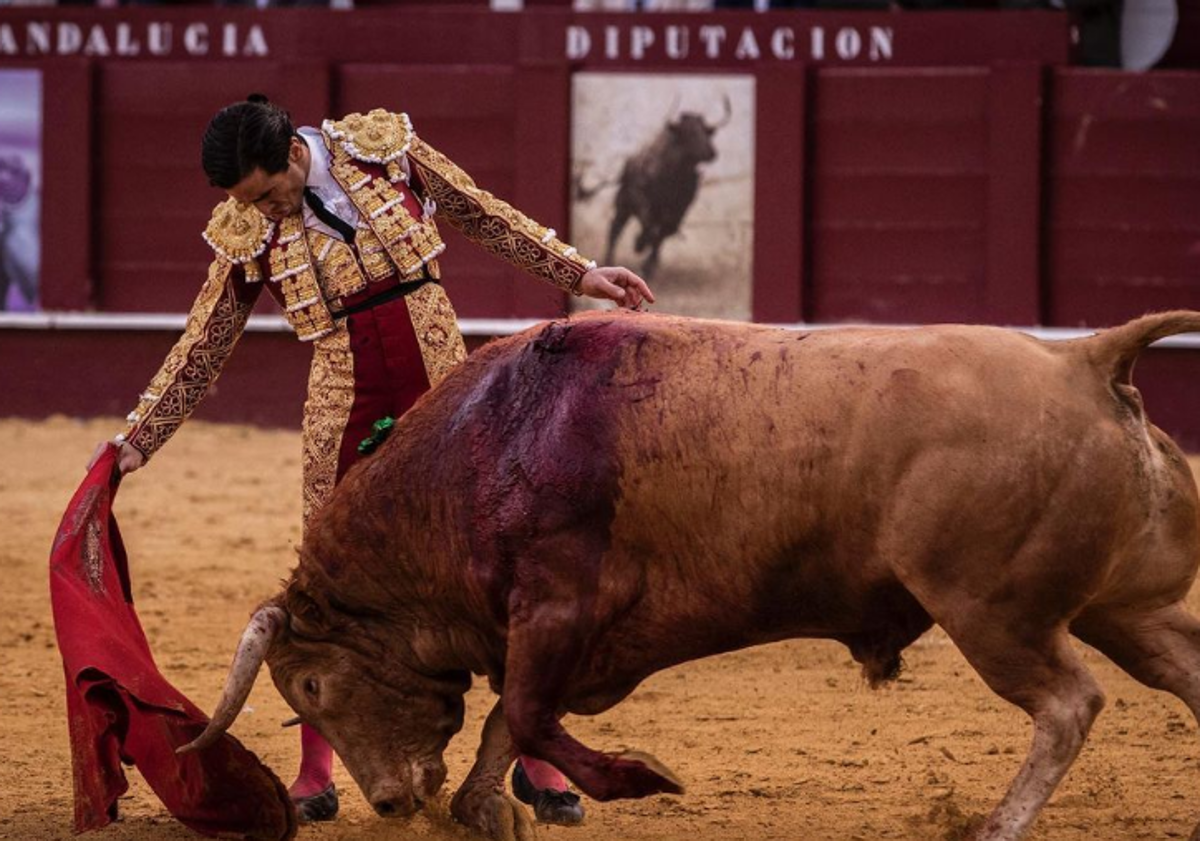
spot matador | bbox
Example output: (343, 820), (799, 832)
(90, 95), (653, 827)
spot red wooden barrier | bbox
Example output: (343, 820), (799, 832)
(0, 7), (1074, 320)
(1046, 70), (1200, 326)
(95, 61), (330, 313)
(1, 7), (1198, 449)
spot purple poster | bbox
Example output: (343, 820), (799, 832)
(0, 69), (42, 313)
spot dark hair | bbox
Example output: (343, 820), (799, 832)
(201, 94), (295, 189)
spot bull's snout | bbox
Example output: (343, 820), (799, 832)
(367, 773), (424, 819)
(371, 792), (423, 818)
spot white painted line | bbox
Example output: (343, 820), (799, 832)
(0, 311), (545, 338)
(2, 312), (1200, 348)
(764, 321), (1200, 350)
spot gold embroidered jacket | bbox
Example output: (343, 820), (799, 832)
(120, 109), (596, 461)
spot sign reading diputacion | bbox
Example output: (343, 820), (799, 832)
(565, 22), (896, 63)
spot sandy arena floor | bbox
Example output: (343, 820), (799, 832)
(3, 416), (1200, 841)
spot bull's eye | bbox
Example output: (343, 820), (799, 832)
(304, 678), (320, 698)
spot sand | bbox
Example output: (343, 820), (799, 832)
(3, 416), (1200, 841)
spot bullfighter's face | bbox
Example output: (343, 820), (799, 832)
(267, 617), (469, 818)
(226, 136), (308, 222)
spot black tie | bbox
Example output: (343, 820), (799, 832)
(303, 187), (356, 245)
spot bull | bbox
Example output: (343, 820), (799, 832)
(604, 97), (731, 279)
(185, 310), (1200, 841)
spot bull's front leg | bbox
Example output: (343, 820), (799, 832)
(451, 700), (536, 841)
(502, 612), (685, 803)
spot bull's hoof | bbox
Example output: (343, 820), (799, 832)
(532, 791), (585, 826)
(610, 751), (685, 798)
(512, 761), (586, 826)
(293, 783), (338, 822)
(451, 789), (537, 841)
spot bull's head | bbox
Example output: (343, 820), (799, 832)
(179, 587), (471, 819)
(666, 95), (732, 164)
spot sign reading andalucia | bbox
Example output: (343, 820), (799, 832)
(0, 20), (269, 58)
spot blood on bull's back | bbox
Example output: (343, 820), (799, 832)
(438, 312), (1198, 686)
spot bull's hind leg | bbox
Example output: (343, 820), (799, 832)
(451, 701), (535, 841)
(937, 613), (1106, 841)
(1073, 603), (1200, 840)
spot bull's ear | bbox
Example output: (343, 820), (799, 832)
(284, 586), (329, 639)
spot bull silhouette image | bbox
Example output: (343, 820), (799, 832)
(601, 95), (732, 280)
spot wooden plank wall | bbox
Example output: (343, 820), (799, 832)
(810, 67), (991, 324)
(1045, 70), (1200, 326)
(2, 8), (1199, 445)
(95, 62), (330, 313)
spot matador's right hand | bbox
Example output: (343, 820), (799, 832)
(87, 441), (146, 475)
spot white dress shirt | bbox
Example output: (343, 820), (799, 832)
(298, 125), (361, 242)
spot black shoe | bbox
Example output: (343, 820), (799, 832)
(293, 783), (338, 822)
(511, 761), (585, 826)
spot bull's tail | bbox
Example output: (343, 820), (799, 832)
(1082, 310), (1200, 388)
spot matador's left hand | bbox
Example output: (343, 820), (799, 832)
(577, 267), (655, 310)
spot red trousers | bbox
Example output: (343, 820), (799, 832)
(301, 292), (434, 529)
(336, 295), (433, 478)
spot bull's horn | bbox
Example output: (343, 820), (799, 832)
(176, 605), (285, 754)
(280, 716), (302, 728)
(707, 94), (733, 130)
(666, 92), (681, 122)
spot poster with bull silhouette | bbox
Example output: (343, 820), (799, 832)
(0, 69), (42, 312)
(571, 73), (755, 320)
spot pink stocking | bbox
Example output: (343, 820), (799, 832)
(519, 755), (569, 792)
(290, 724), (334, 798)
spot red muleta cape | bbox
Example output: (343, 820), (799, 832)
(49, 444), (296, 840)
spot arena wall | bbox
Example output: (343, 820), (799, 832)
(1, 7), (1198, 447)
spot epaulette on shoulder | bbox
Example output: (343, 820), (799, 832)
(202, 198), (274, 267)
(322, 109), (415, 165)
